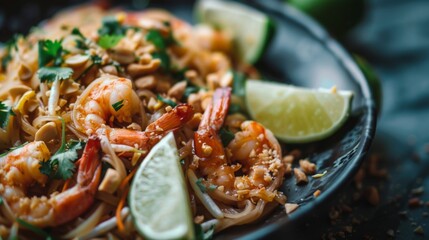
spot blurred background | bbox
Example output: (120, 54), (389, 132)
(1, 0), (428, 238)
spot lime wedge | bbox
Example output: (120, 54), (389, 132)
(129, 132), (194, 239)
(195, 0), (274, 64)
(245, 80), (353, 143)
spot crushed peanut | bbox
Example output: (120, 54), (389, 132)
(293, 168), (308, 185)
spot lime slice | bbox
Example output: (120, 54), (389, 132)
(245, 80), (353, 143)
(129, 132), (194, 239)
(195, 0), (274, 64)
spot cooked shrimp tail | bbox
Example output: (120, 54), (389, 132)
(105, 104), (194, 150)
(0, 136), (102, 227)
(53, 136), (102, 226)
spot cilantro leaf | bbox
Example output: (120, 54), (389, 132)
(37, 67), (73, 83)
(71, 27), (85, 39)
(51, 151), (78, 179)
(38, 39), (63, 67)
(98, 35), (123, 49)
(112, 100), (124, 111)
(183, 86), (200, 100)
(152, 51), (170, 70)
(157, 94), (177, 107)
(219, 127), (235, 147)
(146, 30), (166, 50)
(1, 34), (21, 69)
(48, 140), (85, 180)
(72, 28), (89, 50)
(0, 101), (13, 129)
(39, 118), (86, 180)
(0, 197), (3, 205)
(98, 16), (127, 36)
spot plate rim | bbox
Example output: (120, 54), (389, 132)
(234, 0), (377, 239)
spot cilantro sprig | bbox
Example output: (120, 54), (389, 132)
(1, 34), (20, 70)
(71, 27), (88, 50)
(38, 67), (73, 83)
(219, 127), (235, 147)
(97, 16), (130, 49)
(38, 39), (63, 68)
(145, 25), (179, 71)
(39, 118), (85, 180)
(37, 39), (74, 84)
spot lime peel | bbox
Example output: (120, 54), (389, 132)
(129, 132), (194, 239)
(246, 80), (353, 143)
(195, 0), (273, 64)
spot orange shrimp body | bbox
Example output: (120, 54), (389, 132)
(0, 137), (102, 227)
(194, 88), (236, 190)
(194, 87), (284, 201)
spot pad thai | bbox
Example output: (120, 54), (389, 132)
(0, 4), (287, 239)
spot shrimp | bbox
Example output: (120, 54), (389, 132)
(194, 87), (284, 201)
(0, 136), (102, 227)
(101, 103), (194, 152)
(73, 74), (143, 136)
(194, 87), (237, 190)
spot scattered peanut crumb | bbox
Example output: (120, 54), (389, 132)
(364, 186), (380, 206)
(353, 167), (365, 189)
(285, 203), (299, 214)
(293, 168), (308, 185)
(414, 226), (424, 235)
(313, 189), (321, 198)
(165, 105), (172, 112)
(289, 149), (301, 159)
(282, 155), (294, 164)
(284, 163), (292, 176)
(194, 215), (204, 224)
(299, 159), (317, 175)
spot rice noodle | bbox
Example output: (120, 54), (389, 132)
(19, 115), (37, 137)
(100, 135), (127, 181)
(77, 207), (130, 240)
(216, 200), (266, 232)
(0, 197), (15, 222)
(187, 169), (224, 219)
(62, 203), (107, 239)
(48, 79), (61, 116)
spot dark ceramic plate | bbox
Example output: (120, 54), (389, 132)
(153, 1), (376, 239)
(1, 0), (376, 239)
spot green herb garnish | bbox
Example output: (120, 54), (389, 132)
(157, 94), (177, 107)
(38, 39), (63, 67)
(39, 118), (85, 180)
(0, 101), (14, 129)
(98, 35), (124, 49)
(16, 218), (53, 240)
(219, 127), (235, 147)
(71, 27), (88, 50)
(146, 30), (166, 50)
(195, 178), (207, 193)
(37, 67), (73, 83)
(1, 34), (20, 70)
(112, 100), (124, 111)
(152, 51), (170, 70)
